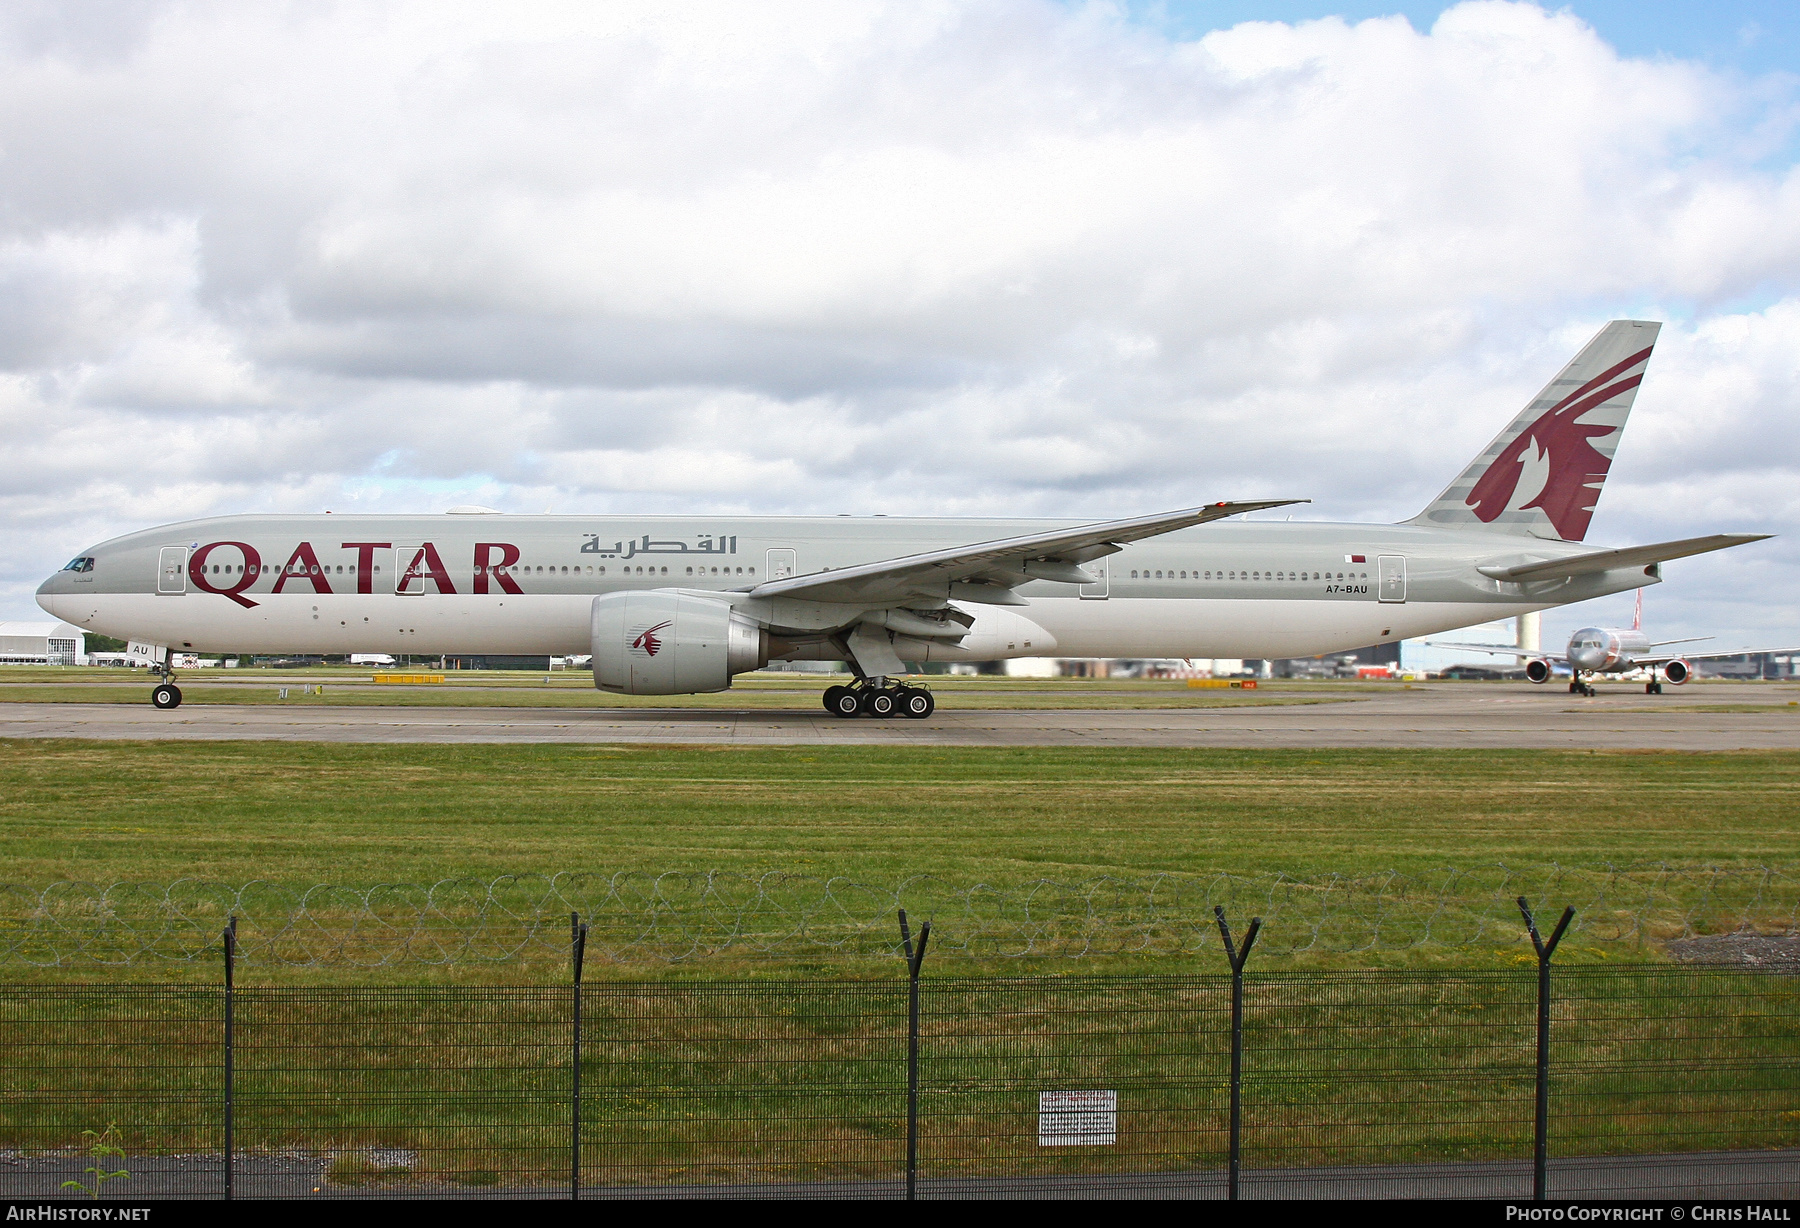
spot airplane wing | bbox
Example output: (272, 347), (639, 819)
(1423, 641), (1566, 661)
(745, 499), (1308, 606)
(1477, 534), (1770, 582)
(1639, 645), (1800, 664)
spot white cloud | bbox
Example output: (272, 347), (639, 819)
(0, 0), (1796, 646)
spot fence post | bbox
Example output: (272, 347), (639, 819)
(898, 908), (932, 1202)
(570, 912), (588, 1201)
(1214, 905), (1261, 1203)
(1518, 897), (1574, 1203)
(222, 915), (236, 1202)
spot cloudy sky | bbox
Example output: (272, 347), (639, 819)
(2, 0), (1796, 654)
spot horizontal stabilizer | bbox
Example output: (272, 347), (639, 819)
(1476, 534), (1770, 582)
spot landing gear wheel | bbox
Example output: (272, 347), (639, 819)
(899, 688), (935, 719)
(824, 686), (861, 718)
(865, 689), (898, 718)
(1647, 682), (1662, 695)
(1568, 681), (1582, 695)
(152, 683), (182, 710)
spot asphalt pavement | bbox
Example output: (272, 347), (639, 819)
(0, 685), (1796, 748)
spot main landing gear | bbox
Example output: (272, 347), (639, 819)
(823, 679), (935, 719)
(151, 652), (182, 709)
(1645, 681), (1663, 695)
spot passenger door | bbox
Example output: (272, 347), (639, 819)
(157, 547), (187, 594)
(394, 545), (429, 595)
(1377, 555), (1407, 603)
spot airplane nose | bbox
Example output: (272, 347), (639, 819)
(35, 576), (61, 620)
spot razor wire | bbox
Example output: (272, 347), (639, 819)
(3, 864), (1797, 968)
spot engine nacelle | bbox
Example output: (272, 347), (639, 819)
(1524, 658), (1552, 684)
(591, 591), (768, 695)
(1662, 658), (1690, 686)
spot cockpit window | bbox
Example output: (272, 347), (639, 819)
(62, 557), (94, 573)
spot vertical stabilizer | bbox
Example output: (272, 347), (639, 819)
(1409, 320), (1659, 541)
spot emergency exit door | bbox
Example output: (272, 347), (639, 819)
(1377, 555), (1407, 603)
(766, 549), (798, 581)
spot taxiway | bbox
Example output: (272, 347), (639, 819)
(1, 686), (1795, 749)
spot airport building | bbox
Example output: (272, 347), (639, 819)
(0, 621), (86, 665)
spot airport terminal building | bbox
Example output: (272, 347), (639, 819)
(0, 621), (86, 666)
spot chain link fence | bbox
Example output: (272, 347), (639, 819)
(3, 864), (1798, 967)
(1, 963), (1796, 1200)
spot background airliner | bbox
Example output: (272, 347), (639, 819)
(36, 321), (1771, 717)
(1430, 592), (1798, 696)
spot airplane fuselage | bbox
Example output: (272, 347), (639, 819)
(37, 512), (1658, 664)
(1567, 627), (1655, 673)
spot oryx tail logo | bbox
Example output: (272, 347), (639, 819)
(1464, 345), (1652, 542)
(630, 620), (673, 657)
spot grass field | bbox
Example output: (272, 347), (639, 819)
(4, 670), (1795, 1186)
(4, 741), (1796, 887)
(5, 739), (1795, 1175)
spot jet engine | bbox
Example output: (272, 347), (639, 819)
(1524, 658), (1552, 684)
(591, 591), (768, 695)
(1662, 659), (1691, 686)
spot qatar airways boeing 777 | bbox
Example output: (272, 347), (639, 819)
(35, 321), (1770, 717)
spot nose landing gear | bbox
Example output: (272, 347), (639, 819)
(822, 679), (935, 719)
(150, 651), (183, 709)
(1568, 678), (1596, 698)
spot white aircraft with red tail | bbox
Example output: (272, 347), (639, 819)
(37, 320), (1775, 716)
(1430, 592), (1797, 696)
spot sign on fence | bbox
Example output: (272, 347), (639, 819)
(1038, 1090), (1117, 1146)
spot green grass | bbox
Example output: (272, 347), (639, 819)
(4, 740), (1794, 1177)
(4, 741), (1797, 887)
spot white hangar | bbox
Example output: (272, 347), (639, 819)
(0, 621), (87, 665)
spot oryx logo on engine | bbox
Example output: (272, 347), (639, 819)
(630, 620), (673, 657)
